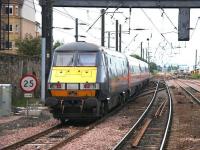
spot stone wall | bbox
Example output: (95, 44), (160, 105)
(0, 54), (41, 99)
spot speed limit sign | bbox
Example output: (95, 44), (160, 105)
(20, 74), (38, 93)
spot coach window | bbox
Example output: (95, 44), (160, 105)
(77, 52), (97, 66)
(54, 52), (74, 66)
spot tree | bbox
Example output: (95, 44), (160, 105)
(16, 34), (41, 56)
(149, 62), (157, 73)
(53, 40), (64, 50)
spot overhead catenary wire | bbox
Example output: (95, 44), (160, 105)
(86, 8), (109, 32)
(41, 0), (101, 39)
(141, 8), (173, 49)
(24, 0), (175, 61)
(124, 34), (139, 50)
(190, 17), (200, 39)
(110, 8), (119, 19)
(24, 0), (126, 43)
(86, 1), (125, 32)
(160, 8), (177, 30)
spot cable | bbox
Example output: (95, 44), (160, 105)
(190, 17), (200, 39)
(141, 8), (173, 49)
(86, 8), (109, 32)
(160, 8), (177, 30)
(124, 34), (139, 50)
(86, 0), (124, 32)
(128, 8), (132, 34)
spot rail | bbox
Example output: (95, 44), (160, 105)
(113, 80), (172, 150)
(175, 80), (200, 104)
(112, 81), (159, 150)
(160, 82), (173, 150)
(2, 124), (61, 150)
(178, 79), (200, 93)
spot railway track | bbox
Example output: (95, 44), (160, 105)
(178, 79), (200, 91)
(2, 110), (125, 150)
(1, 123), (62, 149)
(113, 80), (172, 150)
(182, 79), (200, 87)
(175, 80), (200, 104)
(2, 81), (158, 150)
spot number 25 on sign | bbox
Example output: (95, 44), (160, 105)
(20, 74), (38, 93)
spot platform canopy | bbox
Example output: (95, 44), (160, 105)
(52, 0), (200, 8)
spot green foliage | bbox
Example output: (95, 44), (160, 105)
(167, 65), (179, 72)
(16, 34), (41, 56)
(12, 97), (27, 107)
(149, 62), (157, 73)
(53, 40), (64, 50)
(191, 74), (200, 79)
(12, 97), (41, 107)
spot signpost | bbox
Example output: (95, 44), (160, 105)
(20, 74), (38, 116)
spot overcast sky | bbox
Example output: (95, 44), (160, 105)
(34, 1), (200, 69)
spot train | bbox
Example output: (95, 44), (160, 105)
(46, 42), (150, 122)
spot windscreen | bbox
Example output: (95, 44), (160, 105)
(53, 52), (74, 66)
(77, 52), (97, 66)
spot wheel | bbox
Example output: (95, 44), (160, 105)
(60, 118), (66, 124)
(118, 94), (125, 105)
(100, 101), (109, 116)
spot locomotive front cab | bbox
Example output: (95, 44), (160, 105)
(46, 46), (106, 120)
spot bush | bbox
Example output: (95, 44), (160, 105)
(191, 74), (200, 79)
(16, 34), (41, 56)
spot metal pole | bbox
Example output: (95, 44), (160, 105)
(0, 1), (2, 51)
(116, 20), (118, 51)
(148, 52), (150, 63)
(108, 32), (110, 48)
(41, 0), (46, 39)
(75, 18), (78, 42)
(129, 8), (131, 34)
(7, 0), (10, 50)
(142, 48), (144, 60)
(195, 49), (197, 71)
(41, 0), (47, 101)
(41, 38), (46, 102)
(147, 38), (149, 62)
(119, 24), (122, 52)
(146, 49), (148, 61)
(101, 9), (105, 46)
(141, 45), (142, 59)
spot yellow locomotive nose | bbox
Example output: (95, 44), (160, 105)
(50, 66), (97, 83)
(49, 66), (98, 97)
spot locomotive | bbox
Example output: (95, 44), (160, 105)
(46, 42), (150, 122)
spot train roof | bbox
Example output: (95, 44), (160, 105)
(55, 42), (148, 64)
(55, 42), (102, 52)
(126, 55), (149, 67)
(55, 42), (126, 59)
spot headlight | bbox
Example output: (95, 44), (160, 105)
(48, 83), (65, 89)
(80, 83), (100, 90)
